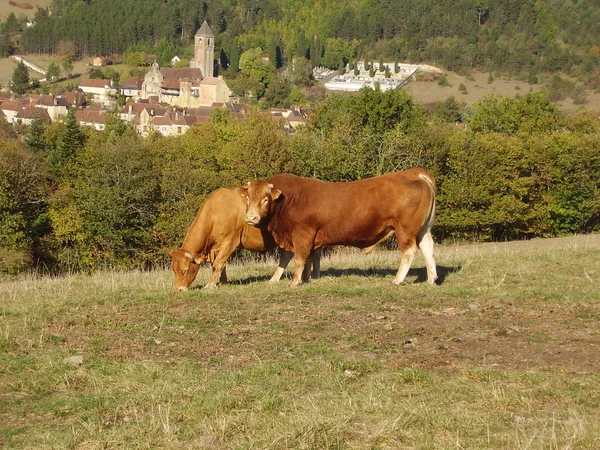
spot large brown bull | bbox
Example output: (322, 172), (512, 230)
(238, 169), (437, 286)
(170, 187), (319, 291)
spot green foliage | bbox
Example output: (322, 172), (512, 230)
(10, 60), (30, 95)
(0, 141), (51, 273)
(62, 57), (74, 78)
(239, 47), (276, 94)
(434, 97), (462, 123)
(2, 85), (600, 274)
(89, 69), (104, 79)
(46, 62), (60, 81)
(52, 135), (160, 270)
(437, 73), (450, 86)
(466, 92), (564, 134)
(49, 108), (85, 177)
(264, 76), (292, 108)
(23, 117), (48, 154)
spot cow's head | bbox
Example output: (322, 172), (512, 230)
(236, 181), (281, 226)
(169, 248), (206, 291)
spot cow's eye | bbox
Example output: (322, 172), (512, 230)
(261, 197), (268, 205)
(183, 269), (188, 275)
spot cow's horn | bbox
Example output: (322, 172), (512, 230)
(184, 252), (194, 261)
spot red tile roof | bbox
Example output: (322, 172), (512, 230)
(79, 78), (111, 88)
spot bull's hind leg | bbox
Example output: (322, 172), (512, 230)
(270, 249), (294, 282)
(311, 248), (321, 279)
(418, 230), (438, 285)
(392, 232), (417, 285)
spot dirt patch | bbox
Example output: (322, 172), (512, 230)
(8, 2), (33, 10)
(43, 293), (600, 374)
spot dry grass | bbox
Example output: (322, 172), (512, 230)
(1, 235), (599, 448)
(404, 71), (600, 113)
(0, 0), (51, 21)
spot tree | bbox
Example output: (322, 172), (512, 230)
(0, 25), (14, 57)
(46, 61), (60, 94)
(0, 140), (51, 273)
(239, 47), (276, 88)
(23, 116), (48, 153)
(475, 0), (489, 26)
(50, 108), (85, 177)
(264, 76), (292, 108)
(62, 57), (74, 79)
(10, 60), (30, 95)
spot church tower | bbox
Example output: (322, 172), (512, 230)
(191, 20), (214, 77)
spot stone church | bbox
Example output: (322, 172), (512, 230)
(141, 21), (232, 108)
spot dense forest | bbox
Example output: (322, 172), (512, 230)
(2, 89), (600, 274)
(4, 0), (600, 87)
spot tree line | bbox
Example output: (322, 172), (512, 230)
(1, 89), (599, 275)
(4, 0), (599, 91)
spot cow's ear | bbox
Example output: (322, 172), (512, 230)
(193, 253), (206, 264)
(271, 188), (282, 200)
(235, 186), (248, 197)
(169, 249), (175, 257)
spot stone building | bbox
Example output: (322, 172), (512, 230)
(141, 21), (230, 108)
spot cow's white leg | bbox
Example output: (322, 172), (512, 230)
(270, 249), (294, 282)
(311, 248), (321, 279)
(418, 230), (438, 285)
(393, 233), (417, 285)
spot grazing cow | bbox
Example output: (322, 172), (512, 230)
(239, 169), (437, 286)
(170, 188), (319, 291)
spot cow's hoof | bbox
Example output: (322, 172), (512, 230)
(203, 283), (218, 290)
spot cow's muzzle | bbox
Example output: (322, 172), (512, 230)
(245, 213), (260, 225)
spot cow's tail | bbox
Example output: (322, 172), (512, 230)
(418, 171), (436, 241)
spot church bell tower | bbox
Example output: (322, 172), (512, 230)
(191, 20), (214, 77)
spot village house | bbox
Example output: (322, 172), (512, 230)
(92, 56), (110, 67)
(0, 100), (23, 123)
(78, 78), (117, 107)
(270, 106), (307, 131)
(120, 77), (143, 101)
(14, 107), (50, 126)
(75, 109), (107, 131)
(25, 94), (69, 121)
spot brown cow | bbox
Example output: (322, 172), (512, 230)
(238, 169), (437, 286)
(170, 187), (319, 291)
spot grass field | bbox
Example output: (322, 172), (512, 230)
(403, 71), (600, 113)
(1, 235), (599, 448)
(0, 0), (52, 21)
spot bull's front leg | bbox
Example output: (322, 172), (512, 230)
(291, 254), (307, 286)
(291, 246), (313, 286)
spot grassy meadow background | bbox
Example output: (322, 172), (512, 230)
(1, 234), (599, 449)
